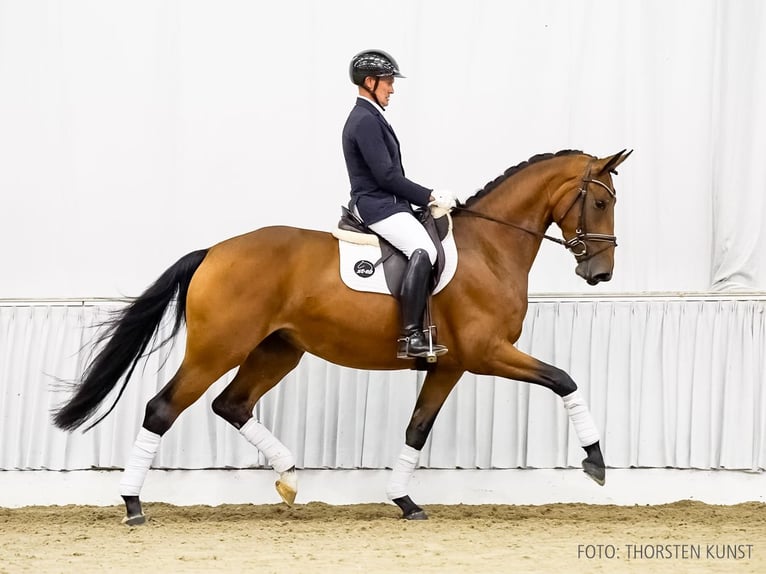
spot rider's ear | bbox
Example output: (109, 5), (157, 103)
(597, 149), (633, 175)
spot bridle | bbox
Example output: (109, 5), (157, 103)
(453, 165), (618, 261)
(553, 166), (618, 259)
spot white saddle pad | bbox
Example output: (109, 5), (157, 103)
(333, 227), (458, 296)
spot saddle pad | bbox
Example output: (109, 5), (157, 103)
(337, 231), (458, 296)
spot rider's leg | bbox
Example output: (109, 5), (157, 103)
(397, 248), (444, 357)
(365, 212), (447, 358)
(365, 211), (437, 263)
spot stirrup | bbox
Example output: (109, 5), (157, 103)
(396, 327), (447, 362)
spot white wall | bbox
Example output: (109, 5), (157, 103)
(4, 469), (765, 507)
(1, 0), (765, 298)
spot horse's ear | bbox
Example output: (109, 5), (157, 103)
(596, 149), (633, 175)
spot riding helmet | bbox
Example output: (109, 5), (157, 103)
(349, 50), (405, 85)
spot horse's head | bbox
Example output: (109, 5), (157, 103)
(554, 150), (632, 285)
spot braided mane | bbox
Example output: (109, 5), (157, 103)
(460, 149), (589, 209)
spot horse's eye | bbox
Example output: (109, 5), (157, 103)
(594, 199), (607, 210)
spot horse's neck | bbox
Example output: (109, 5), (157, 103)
(456, 162), (577, 277)
(484, 170), (557, 229)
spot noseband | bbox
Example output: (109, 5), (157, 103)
(453, 165), (617, 261)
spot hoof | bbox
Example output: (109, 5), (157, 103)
(122, 514), (146, 526)
(582, 459), (606, 486)
(275, 481), (296, 506)
(275, 467), (297, 507)
(121, 495), (145, 525)
(392, 495), (428, 520)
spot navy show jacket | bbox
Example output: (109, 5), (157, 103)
(342, 98), (431, 225)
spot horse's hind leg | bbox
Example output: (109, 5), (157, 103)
(211, 333), (305, 506)
(120, 354), (239, 525)
(388, 368), (463, 520)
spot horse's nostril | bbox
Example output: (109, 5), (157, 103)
(593, 272), (612, 283)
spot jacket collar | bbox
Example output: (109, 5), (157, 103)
(355, 97), (398, 146)
(356, 95), (386, 116)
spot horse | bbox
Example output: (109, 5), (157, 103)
(53, 148), (632, 524)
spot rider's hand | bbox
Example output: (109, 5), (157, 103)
(428, 189), (457, 210)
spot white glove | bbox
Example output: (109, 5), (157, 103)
(428, 189), (457, 211)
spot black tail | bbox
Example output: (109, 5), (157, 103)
(53, 249), (209, 432)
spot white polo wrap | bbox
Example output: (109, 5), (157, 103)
(562, 389), (600, 447)
(119, 427), (161, 496)
(240, 418), (295, 473)
(386, 444), (420, 501)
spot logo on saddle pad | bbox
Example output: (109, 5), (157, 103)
(353, 260), (375, 278)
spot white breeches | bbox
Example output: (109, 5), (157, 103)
(362, 210), (437, 264)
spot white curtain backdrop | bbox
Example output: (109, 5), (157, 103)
(0, 0), (765, 298)
(2, 297), (764, 472)
(1, 2), (765, 481)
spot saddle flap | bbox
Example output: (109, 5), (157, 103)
(335, 212), (458, 299)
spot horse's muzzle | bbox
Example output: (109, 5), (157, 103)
(577, 262), (613, 285)
(585, 271), (612, 285)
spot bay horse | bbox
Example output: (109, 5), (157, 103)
(53, 149), (632, 524)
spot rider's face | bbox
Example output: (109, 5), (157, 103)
(366, 76), (395, 108)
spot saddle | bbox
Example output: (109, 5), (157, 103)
(334, 206), (451, 295)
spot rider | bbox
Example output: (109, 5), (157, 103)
(342, 49), (455, 359)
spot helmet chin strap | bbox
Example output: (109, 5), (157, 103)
(363, 77), (384, 109)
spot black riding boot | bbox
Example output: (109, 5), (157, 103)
(397, 249), (448, 359)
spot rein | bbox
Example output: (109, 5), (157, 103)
(452, 205), (569, 246)
(453, 169), (618, 261)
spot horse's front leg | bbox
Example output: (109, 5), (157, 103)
(479, 342), (605, 485)
(388, 368), (464, 520)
